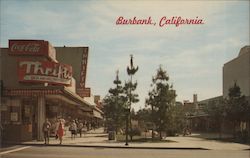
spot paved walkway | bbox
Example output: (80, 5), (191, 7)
(21, 128), (250, 150)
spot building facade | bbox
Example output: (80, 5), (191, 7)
(0, 40), (103, 142)
(223, 46), (250, 101)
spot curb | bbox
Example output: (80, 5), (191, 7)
(18, 143), (210, 150)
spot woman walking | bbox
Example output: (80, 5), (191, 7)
(56, 118), (65, 145)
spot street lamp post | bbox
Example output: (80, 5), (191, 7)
(125, 54), (138, 146)
(125, 108), (129, 146)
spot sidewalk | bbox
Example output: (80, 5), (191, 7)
(21, 128), (250, 150)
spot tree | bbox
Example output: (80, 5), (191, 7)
(204, 98), (226, 138)
(135, 108), (153, 136)
(146, 66), (176, 139)
(103, 70), (126, 134)
(167, 105), (186, 136)
(225, 82), (250, 138)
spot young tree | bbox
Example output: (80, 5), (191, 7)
(103, 70), (126, 134)
(146, 66), (176, 139)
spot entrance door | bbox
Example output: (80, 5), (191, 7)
(32, 102), (38, 139)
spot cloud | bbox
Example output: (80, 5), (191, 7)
(0, 0), (249, 111)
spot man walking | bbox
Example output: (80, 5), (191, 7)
(43, 118), (51, 144)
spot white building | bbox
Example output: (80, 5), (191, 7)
(223, 46), (250, 101)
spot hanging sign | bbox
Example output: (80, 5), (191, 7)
(79, 49), (88, 88)
(18, 60), (72, 86)
(76, 87), (91, 97)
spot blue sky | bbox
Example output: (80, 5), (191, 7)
(1, 0), (249, 110)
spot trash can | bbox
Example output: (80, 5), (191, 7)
(108, 131), (116, 140)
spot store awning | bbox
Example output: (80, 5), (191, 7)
(93, 109), (103, 119)
(3, 87), (93, 111)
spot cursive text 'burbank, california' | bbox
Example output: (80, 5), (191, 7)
(116, 16), (204, 27)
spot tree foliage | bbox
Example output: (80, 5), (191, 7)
(166, 105), (186, 135)
(103, 71), (126, 133)
(205, 82), (250, 140)
(146, 66), (177, 139)
(136, 108), (153, 131)
(225, 82), (250, 123)
(204, 98), (226, 135)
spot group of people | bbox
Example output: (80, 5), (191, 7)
(42, 118), (92, 144)
(68, 119), (87, 139)
(183, 126), (192, 136)
(42, 118), (65, 145)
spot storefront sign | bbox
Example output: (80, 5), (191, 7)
(9, 40), (56, 61)
(18, 60), (72, 86)
(79, 49), (88, 88)
(76, 87), (91, 97)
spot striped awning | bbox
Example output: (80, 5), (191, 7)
(3, 88), (62, 96)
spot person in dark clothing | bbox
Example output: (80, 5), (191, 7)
(43, 118), (51, 144)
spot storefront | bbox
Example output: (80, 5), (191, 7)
(0, 40), (101, 142)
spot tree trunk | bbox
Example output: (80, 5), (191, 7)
(248, 120), (250, 143)
(152, 129), (154, 140)
(233, 121), (237, 139)
(115, 126), (118, 134)
(219, 120), (222, 139)
(129, 118), (133, 141)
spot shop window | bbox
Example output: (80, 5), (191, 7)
(1, 97), (22, 125)
(22, 98), (36, 125)
(1, 97), (21, 124)
(9, 98), (21, 124)
(1, 97), (9, 124)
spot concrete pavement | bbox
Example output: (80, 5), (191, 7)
(2, 146), (250, 158)
(20, 128), (250, 150)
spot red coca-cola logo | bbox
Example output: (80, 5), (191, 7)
(8, 40), (47, 55)
(11, 43), (41, 53)
(9, 40), (57, 62)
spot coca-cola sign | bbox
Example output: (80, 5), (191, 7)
(18, 60), (72, 86)
(11, 43), (41, 53)
(9, 40), (56, 61)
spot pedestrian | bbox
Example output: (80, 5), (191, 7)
(91, 121), (96, 131)
(75, 119), (79, 126)
(69, 120), (77, 139)
(56, 118), (65, 145)
(43, 118), (51, 144)
(78, 122), (84, 137)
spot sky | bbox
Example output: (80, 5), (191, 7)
(0, 0), (249, 111)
